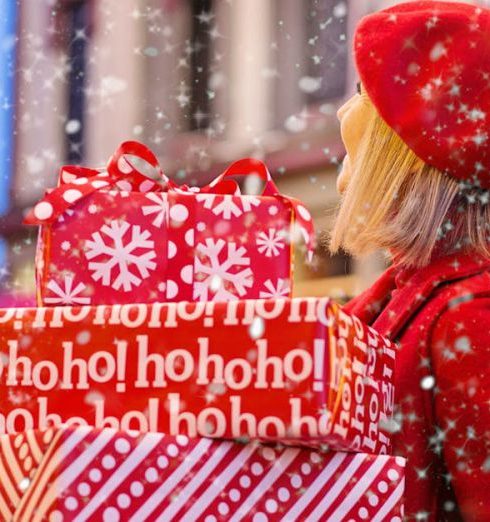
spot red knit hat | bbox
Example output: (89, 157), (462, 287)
(354, 1), (490, 188)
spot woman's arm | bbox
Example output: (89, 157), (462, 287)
(431, 299), (490, 521)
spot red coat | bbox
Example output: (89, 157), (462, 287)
(343, 252), (490, 521)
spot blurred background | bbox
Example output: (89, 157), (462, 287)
(0, 0), (487, 306)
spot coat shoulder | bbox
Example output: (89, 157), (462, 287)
(430, 269), (490, 329)
(430, 287), (490, 375)
(428, 273), (490, 520)
(428, 269), (490, 362)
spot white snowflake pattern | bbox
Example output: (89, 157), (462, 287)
(259, 278), (291, 299)
(196, 194), (260, 219)
(141, 193), (169, 228)
(256, 228), (286, 257)
(194, 238), (253, 301)
(85, 220), (157, 292)
(56, 208), (75, 223)
(44, 275), (91, 305)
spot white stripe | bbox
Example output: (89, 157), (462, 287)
(280, 452), (347, 521)
(1, 436), (23, 483)
(0, 458), (19, 506)
(371, 477), (405, 522)
(23, 428), (90, 522)
(73, 433), (164, 522)
(35, 429), (115, 521)
(182, 444), (256, 521)
(25, 431), (43, 464)
(155, 441), (236, 521)
(55, 430), (114, 486)
(308, 454), (367, 521)
(230, 448), (301, 522)
(385, 347), (396, 359)
(0, 487), (12, 520)
(130, 438), (213, 521)
(326, 457), (388, 521)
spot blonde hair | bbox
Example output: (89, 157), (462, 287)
(329, 102), (490, 268)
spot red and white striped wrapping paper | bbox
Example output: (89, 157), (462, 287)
(2, 427), (406, 521)
(0, 429), (51, 518)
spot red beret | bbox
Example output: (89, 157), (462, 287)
(354, 1), (490, 188)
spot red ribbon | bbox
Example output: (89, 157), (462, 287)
(24, 141), (316, 260)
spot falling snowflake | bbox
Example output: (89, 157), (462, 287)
(85, 220), (157, 292)
(194, 238), (253, 301)
(8, 388), (32, 406)
(196, 194), (260, 220)
(259, 278), (291, 299)
(256, 228), (286, 257)
(44, 275), (91, 305)
(142, 193), (169, 227)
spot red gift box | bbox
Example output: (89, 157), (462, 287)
(0, 298), (396, 453)
(24, 141), (315, 306)
(1, 426), (406, 521)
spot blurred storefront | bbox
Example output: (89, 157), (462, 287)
(0, 0), (484, 304)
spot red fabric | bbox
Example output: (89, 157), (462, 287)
(354, 1), (490, 188)
(344, 251), (490, 521)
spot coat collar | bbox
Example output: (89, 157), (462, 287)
(344, 252), (490, 340)
(342, 265), (397, 325)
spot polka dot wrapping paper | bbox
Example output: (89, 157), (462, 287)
(2, 426), (405, 521)
(24, 141), (316, 307)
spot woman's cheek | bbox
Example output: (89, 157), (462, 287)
(340, 114), (357, 159)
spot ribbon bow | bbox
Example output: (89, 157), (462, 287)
(24, 141), (316, 260)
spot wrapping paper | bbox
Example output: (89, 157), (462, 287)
(1, 426), (406, 521)
(25, 141), (316, 306)
(34, 189), (295, 306)
(0, 298), (396, 453)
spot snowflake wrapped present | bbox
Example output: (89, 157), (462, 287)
(24, 141), (315, 306)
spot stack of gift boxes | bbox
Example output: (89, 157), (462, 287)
(0, 142), (405, 520)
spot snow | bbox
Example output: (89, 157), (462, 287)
(65, 119), (81, 135)
(299, 76), (322, 94)
(284, 115), (307, 133)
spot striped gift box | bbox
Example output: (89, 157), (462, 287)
(1, 426), (405, 521)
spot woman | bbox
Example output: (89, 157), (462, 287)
(331, 2), (490, 521)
